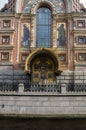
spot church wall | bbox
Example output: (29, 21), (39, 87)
(0, 1), (86, 86)
(0, 93), (86, 117)
(0, 12), (86, 76)
(0, 70), (86, 89)
(1, 0), (86, 126)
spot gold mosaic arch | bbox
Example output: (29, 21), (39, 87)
(31, 0), (57, 14)
(25, 48), (60, 73)
(16, 0), (72, 13)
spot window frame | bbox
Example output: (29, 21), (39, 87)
(58, 54), (67, 62)
(1, 52), (9, 61)
(77, 20), (85, 28)
(3, 20), (11, 28)
(78, 36), (86, 44)
(78, 53), (86, 62)
(2, 36), (10, 44)
(21, 54), (28, 61)
(36, 7), (52, 48)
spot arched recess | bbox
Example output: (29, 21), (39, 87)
(31, 0), (57, 15)
(36, 7), (52, 48)
(25, 48), (61, 83)
(16, 0), (72, 13)
(30, 0), (71, 14)
(30, 1), (57, 48)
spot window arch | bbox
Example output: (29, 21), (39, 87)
(36, 7), (52, 48)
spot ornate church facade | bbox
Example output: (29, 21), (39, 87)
(0, 1), (86, 130)
(0, 0), (86, 87)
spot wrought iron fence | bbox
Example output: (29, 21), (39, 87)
(0, 83), (18, 92)
(0, 82), (61, 93)
(0, 82), (86, 93)
(67, 83), (86, 92)
(27, 84), (61, 92)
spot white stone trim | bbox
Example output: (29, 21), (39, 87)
(16, 21), (20, 62)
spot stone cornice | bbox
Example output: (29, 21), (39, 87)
(73, 47), (86, 50)
(0, 12), (15, 17)
(72, 30), (86, 34)
(74, 64), (86, 66)
(0, 63), (13, 66)
(0, 46), (14, 50)
(0, 29), (15, 34)
(0, 12), (86, 19)
(15, 13), (31, 20)
(71, 12), (86, 18)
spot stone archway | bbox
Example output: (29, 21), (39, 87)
(25, 49), (60, 83)
(16, 0), (72, 14)
(31, 0), (57, 15)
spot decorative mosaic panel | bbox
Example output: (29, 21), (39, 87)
(23, 0), (66, 13)
(57, 23), (66, 47)
(58, 54), (66, 62)
(22, 23), (30, 47)
(78, 53), (86, 61)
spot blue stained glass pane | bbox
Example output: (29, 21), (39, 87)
(36, 7), (52, 48)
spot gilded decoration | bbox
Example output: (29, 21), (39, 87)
(25, 48), (60, 73)
(25, 48), (61, 83)
(23, 0), (66, 13)
(31, 56), (55, 82)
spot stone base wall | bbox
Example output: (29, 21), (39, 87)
(0, 94), (86, 117)
(0, 70), (30, 91)
(57, 71), (86, 84)
(0, 70), (86, 92)
(0, 70), (85, 84)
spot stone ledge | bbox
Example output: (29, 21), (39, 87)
(0, 114), (86, 118)
(0, 92), (86, 96)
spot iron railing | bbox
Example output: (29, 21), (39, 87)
(0, 83), (18, 92)
(27, 84), (61, 92)
(0, 82), (86, 93)
(0, 82), (61, 93)
(67, 83), (86, 92)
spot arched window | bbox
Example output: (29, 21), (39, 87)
(36, 7), (52, 48)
